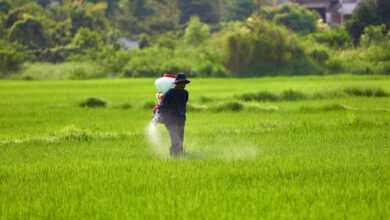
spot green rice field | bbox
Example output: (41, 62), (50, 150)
(0, 75), (389, 219)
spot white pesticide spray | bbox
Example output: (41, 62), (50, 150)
(146, 122), (165, 155)
(146, 74), (177, 156)
(146, 73), (259, 160)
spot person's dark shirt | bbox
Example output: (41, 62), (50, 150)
(159, 88), (189, 119)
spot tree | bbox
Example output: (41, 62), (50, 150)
(377, 0), (390, 26)
(259, 3), (319, 34)
(0, 0), (11, 13)
(128, 0), (153, 19)
(225, 0), (258, 21)
(184, 16), (210, 45)
(346, 0), (390, 42)
(225, 17), (306, 75)
(70, 27), (104, 50)
(36, 0), (51, 8)
(8, 17), (48, 49)
(346, 0), (380, 42)
(178, 0), (223, 24)
(70, 7), (106, 34)
(106, 0), (119, 17)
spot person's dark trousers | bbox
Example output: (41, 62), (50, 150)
(164, 117), (185, 156)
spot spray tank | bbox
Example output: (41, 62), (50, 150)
(151, 73), (176, 125)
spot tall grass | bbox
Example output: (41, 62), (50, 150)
(17, 62), (106, 80)
(238, 87), (389, 102)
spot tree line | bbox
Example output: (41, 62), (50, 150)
(0, 0), (390, 78)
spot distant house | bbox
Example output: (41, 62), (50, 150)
(289, 0), (361, 24)
(117, 38), (139, 50)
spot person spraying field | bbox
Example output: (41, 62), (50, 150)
(152, 73), (190, 156)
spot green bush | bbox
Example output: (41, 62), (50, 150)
(326, 43), (390, 74)
(344, 87), (389, 97)
(213, 101), (244, 112)
(360, 25), (389, 47)
(239, 91), (279, 102)
(79, 97), (107, 108)
(70, 28), (104, 50)
(308, 46), (330, 64)
(184, 16), (210, 45)
(123, 46), (173, 77)
(99, 48), (132, 76)
(122, 44), (229, 77)
(0, 41), (24, 75)
(224, 17), (316, 76)
(310, 27), (352, 48)
(259, 3), (319, 34)
(281, 89), (307, 101)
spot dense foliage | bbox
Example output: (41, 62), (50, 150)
(346, 0), (390, 42)
(258, 3), (319, 34)
(0, 0), (389, 78)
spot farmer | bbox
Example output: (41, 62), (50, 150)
(159, 73), (190, 156)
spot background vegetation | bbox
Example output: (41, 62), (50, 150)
(0, 0), (390, 79)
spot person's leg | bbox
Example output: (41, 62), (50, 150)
(168, 123), (186, 156)
(176, 119), (185, 154)
(164, 122), (175, 154)
(170, 123), (182, 156)
(164, 118), (185, 156)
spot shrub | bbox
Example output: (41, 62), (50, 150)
(199, 96), (214, 103)
(224, 17), (312, 76)
(310, 27), (352, 48)
(360, 25), (389, 47)
(193, 60), (228, 77)
(79, 97), (107, 108)
(123, 46), (173, 77)
(70, 28), (104, 50)
(213, 101), (244, 112)
(239, 91), (279, 102)
(99, 49), (132, 76)
(326, 45), (390, 74)
(281, 89), (307, 101)
(300, 104), (355, 112)
(343, 87), (389, 97)
(380, 61), (390, 75)
(139, 34), (150, 49)
(184, 16), (210, 45)
(309, 47), (329, 63)
(0, 41), (24, 75)
(259, 3), (319, 34)
(120, 103), (133, 110)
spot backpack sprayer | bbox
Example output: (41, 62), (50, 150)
(151, 73), (177, 125)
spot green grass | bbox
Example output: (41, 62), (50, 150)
(0, 74), (389, 219)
